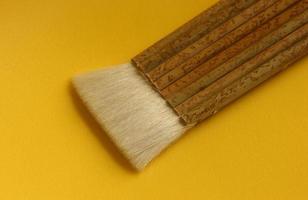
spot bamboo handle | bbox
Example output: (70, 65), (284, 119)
(155, 0), (304, 90)
(148, 0), (295, 82)
(176, 23), (308, 115)
(132, 0), (259, 72)
(182, 35), (308, 124)
(162, 6), (308, 103)
(166, 8), (308, 107)
(132, 0), (308, 125)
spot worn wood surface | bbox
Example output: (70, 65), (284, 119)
(166, 8), (308, 106)
(176, 23), (308, 116)
(154, 0), (302, 90)
(147, 0), (281, 82)
(132, 0), (308, 125)
(132, 0), (259, 72)
(181, 36), (308, 124)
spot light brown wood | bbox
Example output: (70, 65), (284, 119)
(132, 0), (308, 125)
(154, 0), (302, 89)
(161, 6), (308, 102)
(166, 8), (308, 107)
(181, 36), (308, 124)
(148, 0), (289, 82)
(132, 0), (259, 72)
(176, 23), (308, 117)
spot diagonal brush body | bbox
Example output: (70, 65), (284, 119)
(73, 0), (308, 170)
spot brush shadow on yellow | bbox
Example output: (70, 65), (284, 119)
(69, 83), (137, 173)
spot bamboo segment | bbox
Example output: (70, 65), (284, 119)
(132, 0), (308, 125)
(176, 23), (308, 115)
(167, 10), (308, 107)
(161, 8), (308, 102)
(181, 35), (308, 124)
(132, 0), (259, 73)
(148, 0), (297, 82)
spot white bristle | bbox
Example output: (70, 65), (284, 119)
(73, 63), (189, 170)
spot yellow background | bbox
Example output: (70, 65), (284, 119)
(1, 0), (308, 199)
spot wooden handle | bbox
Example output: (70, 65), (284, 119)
(166, 7), (308, 107)
(132, 0), (308, 125)
(182, 35), (308, 124)
(148, 0), (294, 82)
(155, 0), (304, 90)
(176, 23), (308, 117)
(132, 0), (259, 72)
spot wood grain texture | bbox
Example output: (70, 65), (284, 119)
(154, 0), (302, 89)
(181, 35), (308, 124)
(166, 7), (308, 106)
(161, 5), (308, 102)
(132, 0), (308, 125)
(176, 23), (308, 116)
(132, 0), (259, 72)
(147, 0), (281, 82)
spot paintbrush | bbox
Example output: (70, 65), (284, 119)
(73, 0), (308, 170)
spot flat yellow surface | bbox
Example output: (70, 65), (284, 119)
(1, 0), (308, 199)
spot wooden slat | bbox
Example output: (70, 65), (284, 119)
(132, 0), (308, 125)
(176, 23), (308, 116)
(181, 35), (308, 124)
(148, 0), (282, 82)
(132, 0), (259, 73)
(166, 6), (308, 107)
(154, 0), (301, 89)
